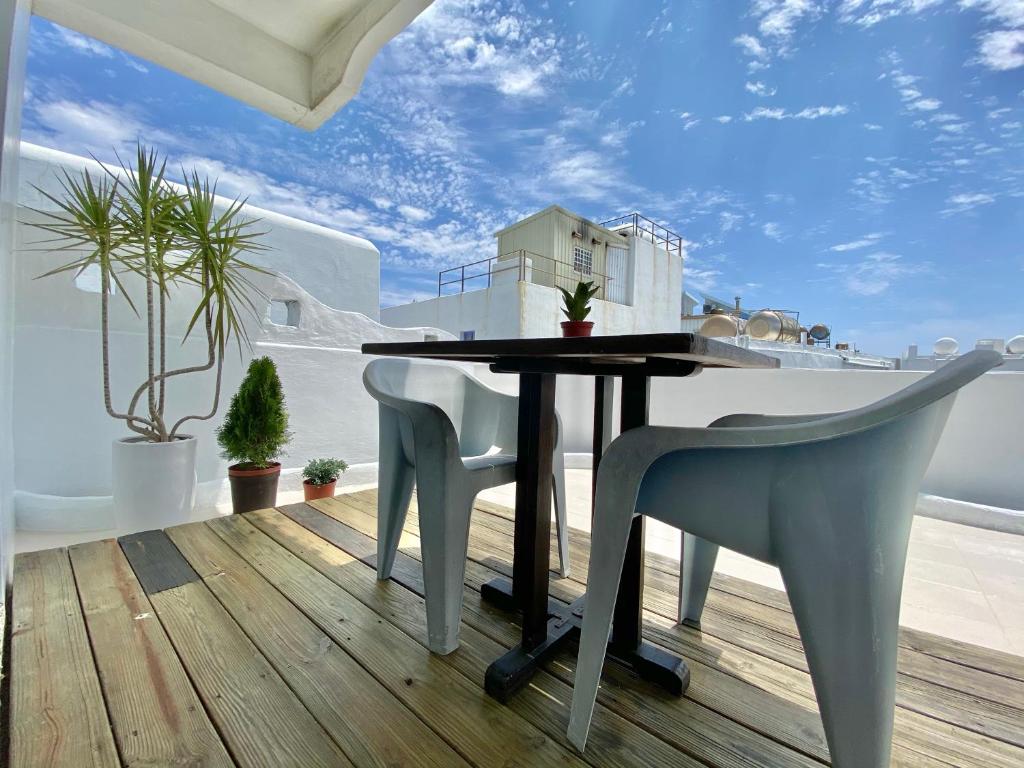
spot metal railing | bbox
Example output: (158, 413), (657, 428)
(601, 212), (685, 259)
(437, 249), (615, 301)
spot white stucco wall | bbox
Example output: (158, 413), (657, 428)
(19, 142), (382, 319)
(473, 367), (1023, 512)
(381, 281), (524, 339)
(0, 0), (30, 592)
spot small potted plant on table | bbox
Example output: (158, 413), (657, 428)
(559, 280), (600, 337)
(302, 457), (348, 501)
(217, 356), (291, 513)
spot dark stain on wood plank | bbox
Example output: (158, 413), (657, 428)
(118, 530), (200, 595)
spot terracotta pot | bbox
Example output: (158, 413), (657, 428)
(227, 462), (281, 514)
(303, 478), (337, 501)
(561, 320), (594, 337)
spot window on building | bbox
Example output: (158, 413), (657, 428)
(573, 245), (593, 276)
(268, 299), (300, 327)
(74, 263), (115, 294)
(461, 330), (476, 341)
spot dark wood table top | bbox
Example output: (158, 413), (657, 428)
(362, 333), (780, 376)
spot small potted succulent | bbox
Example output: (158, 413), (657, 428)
(559, 280), (600, 337)
(302, 457), (348, 501)
(217, 356), (291, 513)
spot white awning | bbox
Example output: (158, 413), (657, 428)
(33, 0), (433, 129)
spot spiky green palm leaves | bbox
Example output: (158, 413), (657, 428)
(27, 144), (269, 442)
(558, 280), (601, 322)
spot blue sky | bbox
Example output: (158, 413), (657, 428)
(22, 0), (1024, 355)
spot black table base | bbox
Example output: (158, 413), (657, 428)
(481, 577), (690, 702)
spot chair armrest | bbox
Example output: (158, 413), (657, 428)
(709, 412), (841, 428)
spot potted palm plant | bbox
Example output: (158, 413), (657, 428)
(217, 356), (291, 513)
(28, 145), (267, 531)
(559, 280), (600, 337)
(302, 457), (348, 501)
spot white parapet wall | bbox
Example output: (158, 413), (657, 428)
(474, 365), (1024, 526)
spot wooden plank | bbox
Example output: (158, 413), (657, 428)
(165, 521), (470, 768)
(415, 491), (1024, 748)
(9, 549), (120, 768)
(471, 489), (1024, 690)
(67, 539), (233, 768)
(138, 540), (354, 768)
(275, 502), (828, 768)
(208, 512), (591, 768)
(326, 491), (1024, 768)
(117, 530), (200, 594)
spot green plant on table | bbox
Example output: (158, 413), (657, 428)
(558, 280), (600, 322)
(217, 356), (291, 468)
(303, 457), (348, 486)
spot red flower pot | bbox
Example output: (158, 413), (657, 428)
(561, 321), (594, 337)
(303, 479), (337, 501)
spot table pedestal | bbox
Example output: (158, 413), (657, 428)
(481, 373), (690, 702)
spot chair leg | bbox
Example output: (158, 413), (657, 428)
(678, 533), (719, 628)
(567, 506), (635, 752)
(376, 406), (415, 580)
(777, 503), (912, 768)
(552, 449), (570, 578)
(415, 473), (474, 655)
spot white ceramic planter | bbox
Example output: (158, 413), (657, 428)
(112, 435), (198, 534)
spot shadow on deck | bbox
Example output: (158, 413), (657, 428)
(7, 489), (1024, 767)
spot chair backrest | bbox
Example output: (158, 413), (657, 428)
(363, 357), (512, 458)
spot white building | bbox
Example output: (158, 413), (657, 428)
(382, 206), (685, 339)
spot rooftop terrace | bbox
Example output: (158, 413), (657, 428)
(8, 487), (1024, 767)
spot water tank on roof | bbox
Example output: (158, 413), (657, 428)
(1006, 335), (1024, 355)
(933, 337), (959, 356)
(809, 323), (830, 341)
(699, 314), (745, 337)
(746, 310), (801, 343)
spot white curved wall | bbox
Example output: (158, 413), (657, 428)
(19, 142), (382, 318)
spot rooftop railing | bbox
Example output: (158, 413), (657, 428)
(437, 249), (615, 301)
(600, 212), (685, 260)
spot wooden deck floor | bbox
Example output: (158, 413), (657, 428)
(7, 489), (1024, 768)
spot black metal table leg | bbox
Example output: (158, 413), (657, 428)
(483, 371), (689, 702)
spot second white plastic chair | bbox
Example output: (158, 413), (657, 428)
(364, 357), (569, 654)
(568, 350), (1002, 767)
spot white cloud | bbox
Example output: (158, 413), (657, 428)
(743, 104), (848, 120)
(864, 122), (884, 130)
(762, 222), (784, 240)
(734, 33), (769, 60)
(752, 0), (821, 42)
(679, 112), (702, 130)
(942, 191), (996, 213)
(977, 29), (1024, 70)
(714, 115), (734, 123)
(829, 233), (884, 251)
(398, 204), (432, 222)
(820, 251), (925, 295)
(51, 27), (115, 59)
(909, 97), (943, 111)
(745, 81), (778, 97)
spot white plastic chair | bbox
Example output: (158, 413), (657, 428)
(363, 357), (570, 654)
(567, 350), (1002, 766)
